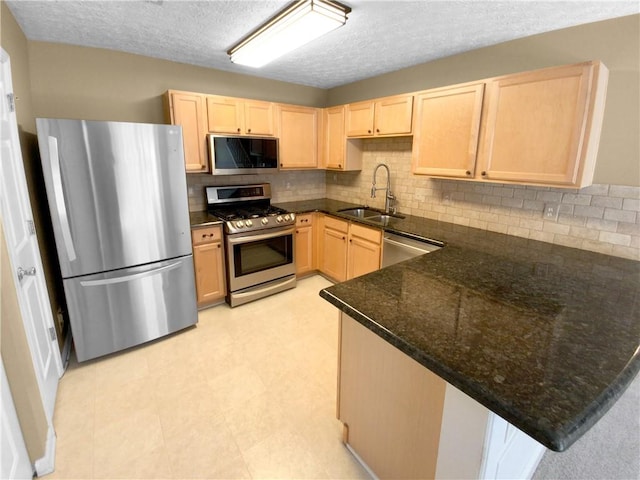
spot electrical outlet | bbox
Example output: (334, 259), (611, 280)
(442, 192), (452, 205)
(543, 203), (559, 221)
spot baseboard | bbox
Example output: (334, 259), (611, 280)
(34, 425), (56, 477)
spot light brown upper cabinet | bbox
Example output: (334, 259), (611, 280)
(412, 83), (485, 178)
(323, 105), (363, 171)
(477, 62), (608, 187)
(206, 95), (275, 136)
(276, 104), (319, 169)
(163, 90), (209, 173)
(346, 95), (414, 137)
(412, 61), (609, 188)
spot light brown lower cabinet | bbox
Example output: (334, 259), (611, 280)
(319, 215), (382, 282)
(191, 225), (226, 306)
(295, 213), (315, 276)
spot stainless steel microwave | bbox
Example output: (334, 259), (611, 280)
(207, 135), (279, 175)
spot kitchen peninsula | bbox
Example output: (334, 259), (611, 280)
(273, 199), (640, 479)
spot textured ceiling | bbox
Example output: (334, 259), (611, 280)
(5, 0), (639, 89)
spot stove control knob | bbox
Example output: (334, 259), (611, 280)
(276, 216), (283, 223)
(283, 214), (291, 222)
(261, 218), (269, 226)
(245, 219), (253, 227)
(235, 221), (245, 228)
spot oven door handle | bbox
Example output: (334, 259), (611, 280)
(227, 227), (295, 245)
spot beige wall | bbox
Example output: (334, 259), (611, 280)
(27, 42), (328, 125)
(328, 14), (640, 187)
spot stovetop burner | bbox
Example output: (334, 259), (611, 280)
(205, 184), (294, 234)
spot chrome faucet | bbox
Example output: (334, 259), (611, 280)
(371, 163), (396, 214)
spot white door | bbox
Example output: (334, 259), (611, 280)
(0, 49), (63, 421)
(0, 362), (33, 480)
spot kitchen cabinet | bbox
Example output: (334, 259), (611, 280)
(477, 61), (607, 187)
(320, 215), (382, 282)
(323, 106), (363, 171)
(347, 223), (382, 279)
(163, 90), (208, 173)
(412, 61), (608, 188)
(206, 95), (274, 136)
(320, 215), (348, 282)
(295, 213), (315, 276)
(191, 225), (226, 306)
(276, 104), (319, 169)
(346, 94), (413, 138)
(412, 83), (485, 178)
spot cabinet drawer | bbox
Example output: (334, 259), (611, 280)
(324, 215), (349, 233)
(191, 225), (222, 245)
(296, 214), (313, 226)
(350, 223), (382, 244)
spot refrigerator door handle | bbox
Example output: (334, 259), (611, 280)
(79, 260), (182, 287)
(48, 136), (77, 262)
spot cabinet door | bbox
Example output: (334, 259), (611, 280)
(412, 84), (484, 178)
(244, 100), (274, 136)
(374, 95), (413, 135)
(478, 63), (597, 186)
(321, 225), (348, 282)
(295, 225), (314, 276)
(206, 96), (243, 134)
(325, 106), (345, 169)
(277, 105), (319, 169)
(346, 101), (375, 137)
(193, 241), (225, 305)
(347, 224), (382, 279)
(169, 92), (208, 172)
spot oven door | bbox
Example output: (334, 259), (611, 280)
(226, 226), (295, 292)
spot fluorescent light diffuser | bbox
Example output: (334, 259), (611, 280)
(228, 0), (351, 68)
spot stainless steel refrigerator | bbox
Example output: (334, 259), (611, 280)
(36, 118), (198, 362)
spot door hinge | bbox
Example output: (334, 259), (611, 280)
(6, 93), (15, 112)
(49, 326), (57, 342)
(27, 220), (36, 235)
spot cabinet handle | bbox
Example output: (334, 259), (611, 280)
(481, 171), (487, 176)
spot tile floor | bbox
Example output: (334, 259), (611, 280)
(46, 275), (370, 479)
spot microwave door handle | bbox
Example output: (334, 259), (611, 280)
(49, 136), (77, 262)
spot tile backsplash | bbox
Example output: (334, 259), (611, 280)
(325, 137), (640, 261)
(186, 170), (327, 211)
(186, 137), (639, 260)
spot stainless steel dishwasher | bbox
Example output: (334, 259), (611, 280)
(382, 232), (442, 267)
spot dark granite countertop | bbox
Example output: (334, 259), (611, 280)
(275, 198), (640, 452)
(189, 211), (223, 227)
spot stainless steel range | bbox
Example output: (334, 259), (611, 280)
(206, 184), (296, 307)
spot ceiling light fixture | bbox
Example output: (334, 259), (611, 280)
(228, 0), (351, 68)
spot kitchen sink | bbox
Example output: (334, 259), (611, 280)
(337, 207), (405, 225)
(337, 207), (381, 218)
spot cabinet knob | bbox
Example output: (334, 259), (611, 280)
(247, 128), (251, 133)
(376, 129), (380, 133)
(466, 170), (471, 176)
(338, 164), (342, 168)
(342, 236), (346, 240)
(481, 171), (487, 176)
(280, 163), (283, 167)
(217, 244), (221, 248)
(237, 128), (241, 133)
(367, 130), (372, 134)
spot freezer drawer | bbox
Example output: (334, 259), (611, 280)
(64, 256), (198, 362)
